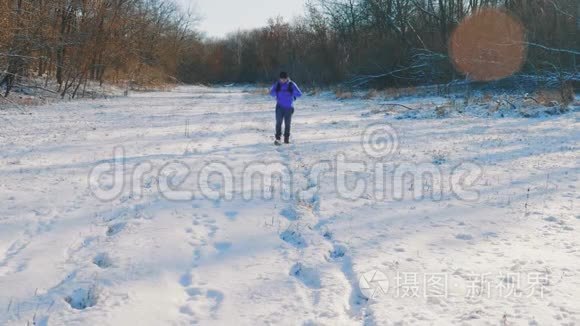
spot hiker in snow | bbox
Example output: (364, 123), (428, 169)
(270, 71), (303, 145)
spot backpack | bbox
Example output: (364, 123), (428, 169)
(276, 81), (294, 95)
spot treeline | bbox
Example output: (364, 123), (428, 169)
(179, 0), (579, 88)
(1, 0), (578, 96)
(0, 0), (197, 97)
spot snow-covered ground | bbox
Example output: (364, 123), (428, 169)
(0, 79), (127, 108)
(0, 86), (578, 325)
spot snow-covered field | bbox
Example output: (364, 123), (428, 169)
(0, 86), (578, 325)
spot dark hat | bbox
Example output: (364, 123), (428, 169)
(279, 71), (289, 79)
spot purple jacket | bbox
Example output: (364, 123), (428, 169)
(270, 80), (303, 109)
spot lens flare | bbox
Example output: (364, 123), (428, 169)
(450, 9), (526, 81)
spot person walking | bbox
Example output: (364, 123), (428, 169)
(270, 72), (303, 145)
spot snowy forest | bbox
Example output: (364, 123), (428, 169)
(1, 0), (578, 97)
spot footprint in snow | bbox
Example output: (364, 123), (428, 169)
(280, 230), (307, 248)
(185, 287), (204, 298)
(455, 234), (474, 241)
(180, 272), (193, 287)
(106, 222), (126, 237)
(206, 289), (224, 313)
(224, 211), (238, 220)
(207, 224), (218, 238)
(214, 242), (232, 254)
(280, 207), (299, 221)
(544, 216), (560, 223)
(322, 230), (333, 240)
(482, 231), (498, 238)
(179, 305), (195, 316)
(329, 245), (347, 260)
(93, 253), (113, 269)
(65, 286), (99, 310)
(290, 263), (322, 289)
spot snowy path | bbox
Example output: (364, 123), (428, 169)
(0, 86), (578, 325)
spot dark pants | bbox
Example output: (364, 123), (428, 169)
(275, 105), (294, 139)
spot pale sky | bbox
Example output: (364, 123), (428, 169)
(177, 0), (307, 38)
